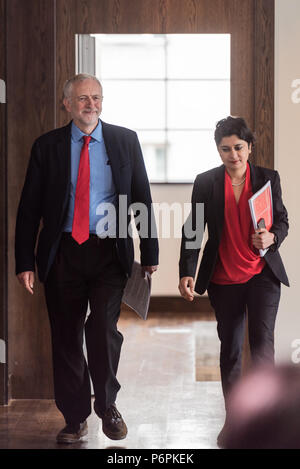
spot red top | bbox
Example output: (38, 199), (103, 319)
(211, 163), (265, 285)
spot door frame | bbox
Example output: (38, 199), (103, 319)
(55, 0), (274, 168)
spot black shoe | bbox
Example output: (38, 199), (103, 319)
(217, 421), (228, 448)
(56, 420), (88, 444)
(96, 403), (127, 440)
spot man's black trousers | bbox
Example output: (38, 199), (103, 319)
(207, 264), (281, 405)
(44, 233), (127, 424)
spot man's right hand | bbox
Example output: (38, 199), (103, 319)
(17, 271), (35, 295)
(178, 276), (195, 302)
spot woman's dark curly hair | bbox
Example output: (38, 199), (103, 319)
(214, 116), (256, 148)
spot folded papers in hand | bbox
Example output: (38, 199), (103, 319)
(122, 261), (152, 320)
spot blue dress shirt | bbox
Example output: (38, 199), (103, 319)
(62, 120), (117, 236)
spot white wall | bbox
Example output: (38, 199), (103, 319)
(275, 0), (300, 362)
(135, 184), (194, 296)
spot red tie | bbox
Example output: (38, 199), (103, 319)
(72, 135), (91, 244)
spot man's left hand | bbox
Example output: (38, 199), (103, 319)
(142, 265), (158, 277)
(251, 228), (275, 250)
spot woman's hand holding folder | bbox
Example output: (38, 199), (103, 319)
(251, 228), (275, 250)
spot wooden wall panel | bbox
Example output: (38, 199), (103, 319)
(254, 0), (275, 168)
(7, 0), (56, 398)
(74, 0), (168, 33)
(230, 1), (254, 138)
(56, 0), (76, 125)
(0, 0), (8, 405)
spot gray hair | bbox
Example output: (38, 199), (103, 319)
(63, 74), (102, 99)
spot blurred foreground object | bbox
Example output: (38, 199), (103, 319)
(222, 364), (300, 449)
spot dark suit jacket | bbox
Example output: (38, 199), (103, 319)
(179, 162), (289, 295)
(15, 120), (159, 282)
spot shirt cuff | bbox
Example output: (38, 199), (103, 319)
(269, 232), (278, 252)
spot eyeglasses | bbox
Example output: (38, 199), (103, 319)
(73, 95), (103, 103)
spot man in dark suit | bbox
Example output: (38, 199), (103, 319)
(15, 74), (158, 444)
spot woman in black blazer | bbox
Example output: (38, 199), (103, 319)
(179, 116), (289, 444)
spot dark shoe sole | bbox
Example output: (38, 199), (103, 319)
(56, 422), (88, 444)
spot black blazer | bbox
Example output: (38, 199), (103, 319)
(15, 120), (159, 282)
(179, 162), (289, 295)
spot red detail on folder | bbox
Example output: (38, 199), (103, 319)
(248, 181), (273, 256)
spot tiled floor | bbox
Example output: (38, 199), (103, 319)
(0, 311), (225, 449)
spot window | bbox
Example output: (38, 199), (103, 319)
(77, 34), (231, 182)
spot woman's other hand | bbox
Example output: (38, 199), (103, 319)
(178, 276), (195, 301)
